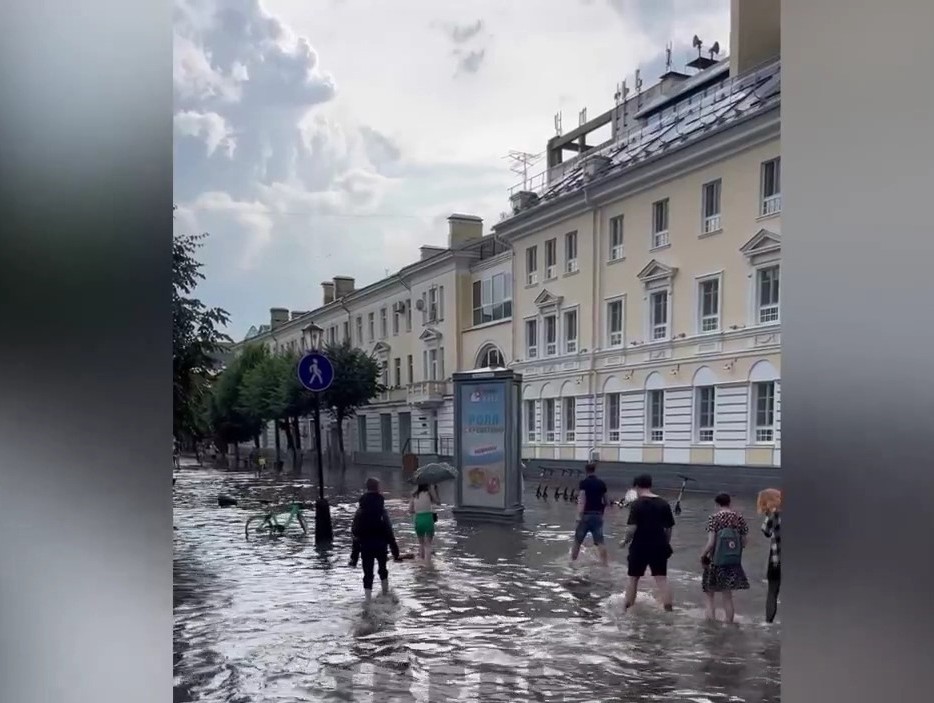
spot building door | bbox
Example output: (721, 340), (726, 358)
(380, 413), (393, 452)
(398, 412), (412, 454)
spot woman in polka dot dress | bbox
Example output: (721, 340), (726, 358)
(699, 493), (750, 623)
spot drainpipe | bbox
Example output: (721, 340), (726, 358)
(585, 185), (601, 462)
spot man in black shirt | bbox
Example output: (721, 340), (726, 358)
(351, 477), (402, 600)
(620, 473), (675, 611)
(571, 463), (609, 566)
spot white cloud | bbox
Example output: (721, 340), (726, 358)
(174, 0), (730, 338)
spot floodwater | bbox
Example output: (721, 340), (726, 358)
(174, 464), (780, 702)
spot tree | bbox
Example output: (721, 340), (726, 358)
(173, 206), (230, 447)
(207, 344), (266, 468)
(237, 352), (282, 464)
(321, 340), (385, 473)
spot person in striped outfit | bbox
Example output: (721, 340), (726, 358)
(758, 488), (782, 624)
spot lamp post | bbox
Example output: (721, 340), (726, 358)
(300, 322), (334, 544)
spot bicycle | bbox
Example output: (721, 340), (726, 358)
(244, 500), (310, 540)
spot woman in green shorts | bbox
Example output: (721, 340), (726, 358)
(409, 483), (440, 563)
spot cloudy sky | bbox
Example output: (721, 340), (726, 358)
(173, 0), (729, 339)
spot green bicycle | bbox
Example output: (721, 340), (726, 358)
(244, 500), (309, 540)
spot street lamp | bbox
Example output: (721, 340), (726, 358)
(300, 322), (333, 544)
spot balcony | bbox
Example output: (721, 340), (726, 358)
(407, 380), (448, 407)
(372, 386), (408, 404)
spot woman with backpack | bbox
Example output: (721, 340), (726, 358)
(699, 493), (750, 623)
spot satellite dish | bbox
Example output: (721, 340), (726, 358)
(414, 298), (425, 311)
(711, 41), (721, 55)
(692, 35), (702, 49)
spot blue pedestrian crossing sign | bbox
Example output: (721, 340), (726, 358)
(297, 352), (334, 393)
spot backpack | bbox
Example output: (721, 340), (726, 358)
(712, 526), (743, 567)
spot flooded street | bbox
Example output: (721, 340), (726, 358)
(174, 464), (780, 702)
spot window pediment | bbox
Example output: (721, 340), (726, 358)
(534, 288), (563, 311)
(637, 259), (677, 287)
(419, 327), (442, 345)
(740, 228), (781, 260)
(372, 341), (391, 356)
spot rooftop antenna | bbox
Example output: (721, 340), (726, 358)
(665, 42), (673, 73)
(616, 78), (630, 128)
(553, 111), (563, 137)
(635, 68), (644, 107)
(578, 107), (588, 126)
(503, 150), (542, 192)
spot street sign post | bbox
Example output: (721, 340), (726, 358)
(297, 351), (335, 544)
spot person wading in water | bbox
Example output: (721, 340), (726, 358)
(758, 488), (782, 623)
(570, 463), (609, 566)
(409, 483), (440, 563)
(350, 478), (401, 600)
(619, 474), (675, 612)
(699, 493), (750, 623)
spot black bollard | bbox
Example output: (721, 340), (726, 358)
(315, 497), (333, 544)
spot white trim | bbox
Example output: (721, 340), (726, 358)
(750, 262), (781, 327)
(695, 271), (724, 335)
(605, 294), (626, 349)
(523, 315), (539, 360)
(701, 178), (723, 235)
(562, 304), (580, 355)
(646, 287), (672, 343)
(608, 213), (625, 262)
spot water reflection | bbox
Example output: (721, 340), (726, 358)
(174, 466), (780, 702)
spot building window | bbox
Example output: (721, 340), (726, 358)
(423, 349), (441, 381)
(526, 245), (539, 285)
(563, 308), (578, 354)
(544, 399), (556, 442)
(605, 393), (620, 442)
(754, 381), (776, 443)
(380, 360), (389, 386)
(472, 271), (513, 325)
(407, 354), (414, 384)
(405, 300), (412, 331)
(525, 400), (536, 442)
(647, 389), (665, 442)
(564, 397), (576, 442)
(543, 314), (557, 356)
(649, 289), (669, 341)
(761, 157), (782, 216)
(357, 415), (367, 451)
(525, 318), (538, 359)
(695, 386), (715, 442)
(607, 299), (624, 347)
(757, 265), (780, 324)
(355, 316), (363, 345)
(367, 312), (375, 341)
(565, 231), (578, 273)
(393, 358), (401, 387)
(544, 239), (557, 280)
(426, 285), (443, 323)
(609, 215), (624, 261)
(328, 326), (337, 345)
(698, 277), (721, 333)
(702, 179), (722, 233)
(478, 345), (505, 369)
(392, 307), (400, 336)
(652, 198), (670, 249)
(379, 308), (388, 338)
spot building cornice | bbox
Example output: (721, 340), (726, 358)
(494, 104), (781, 241)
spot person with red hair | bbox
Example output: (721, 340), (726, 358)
(758, 488), (782, 623)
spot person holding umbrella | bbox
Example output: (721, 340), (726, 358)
(407, 462), (456, 563)
(409, 483), (441, 563)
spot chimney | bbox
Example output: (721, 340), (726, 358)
(582, 154), (612, 181)
(447, 214), (483, 249)
(290, 310), (309, 321)
(270, 307), (289, 329)
(420, 245), (447, 261)
(333, 276), (355, 299)
(510, 190), (540, 214)
(321, 281), (335, 305)
(730, 0), (780, 77)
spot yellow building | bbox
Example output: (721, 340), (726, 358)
(495, 0), (781, 473)
(236, 215), (511, 465)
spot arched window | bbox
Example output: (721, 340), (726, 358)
(476, 344), (505, 369)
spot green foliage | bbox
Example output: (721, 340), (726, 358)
(321, 340), (385, 424)
(207, 343), (267, 447)
(173, 206), (231, 442)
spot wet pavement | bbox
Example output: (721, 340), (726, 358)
(174, 463), (780, 702)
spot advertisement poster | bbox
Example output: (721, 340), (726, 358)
(460, 382), (507, 509)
